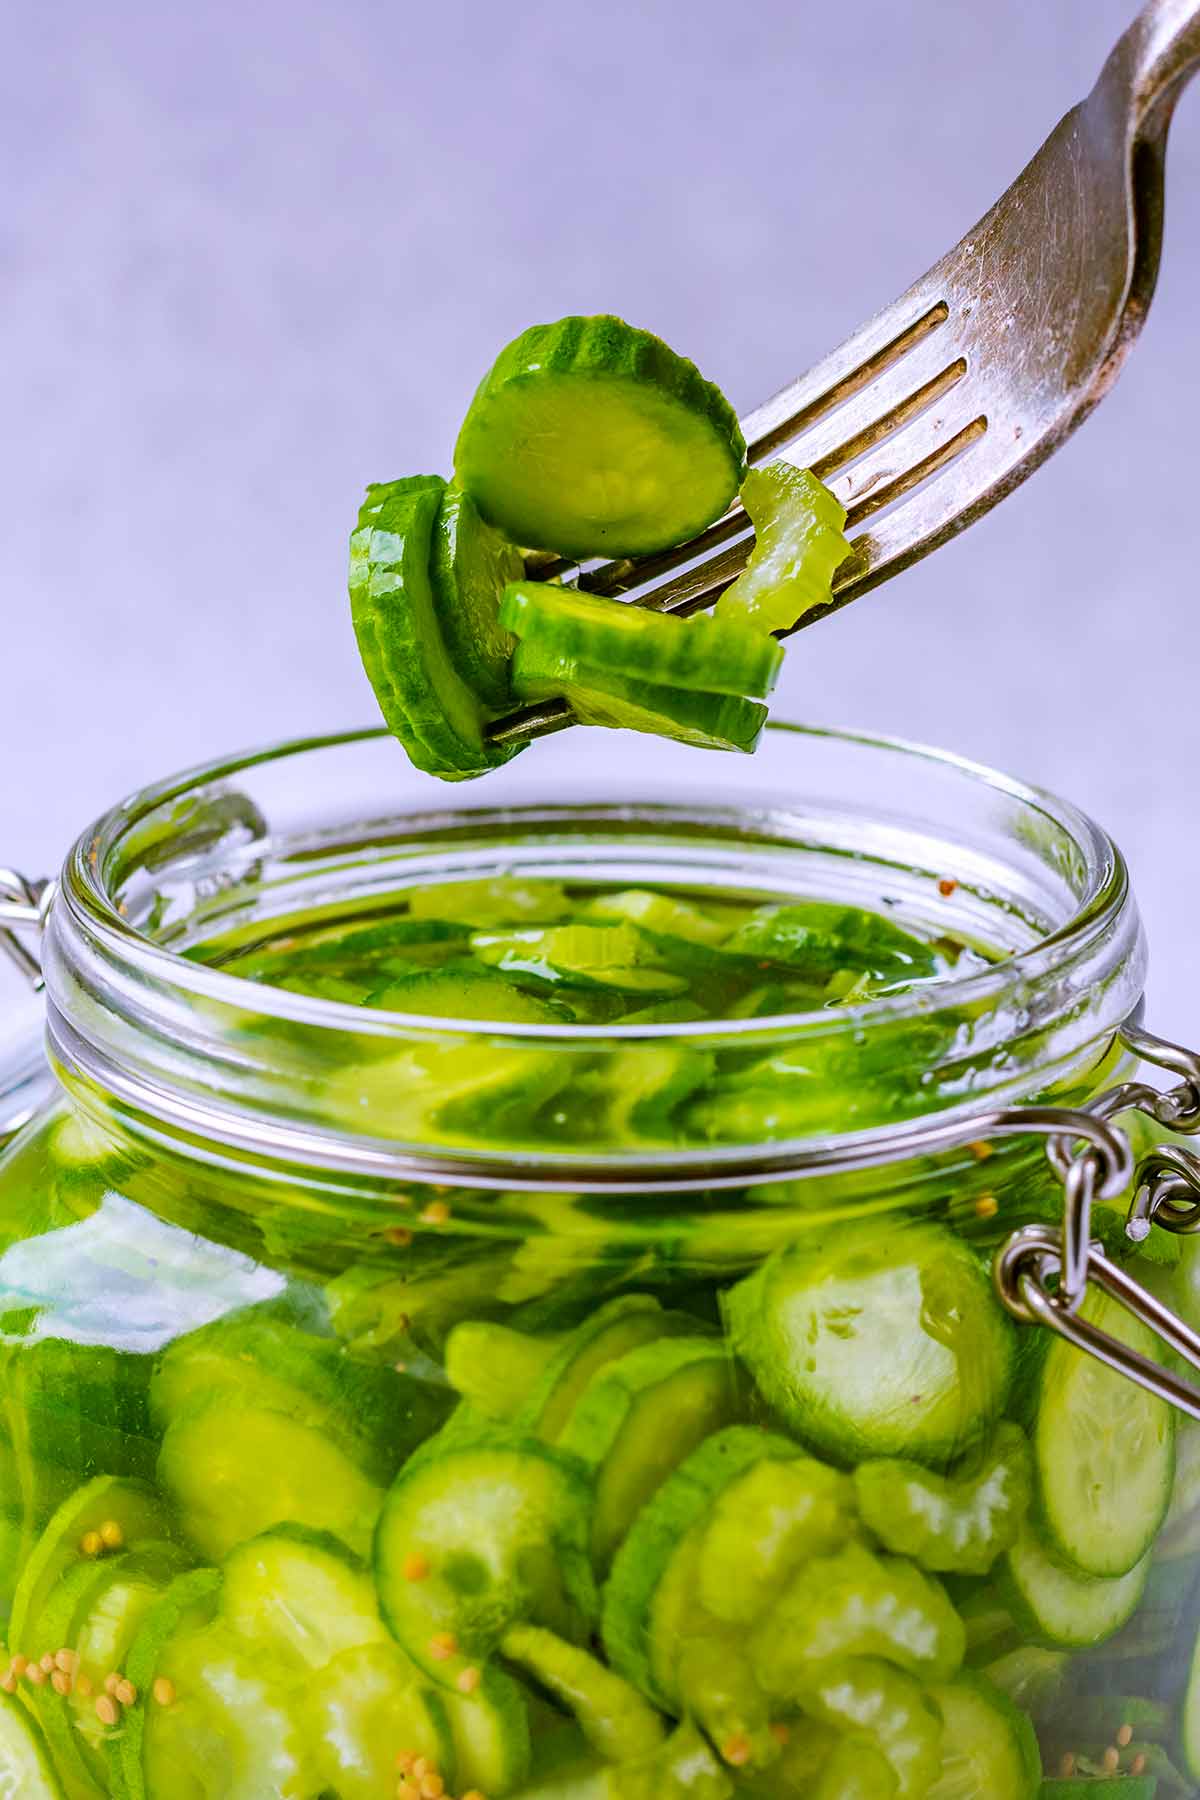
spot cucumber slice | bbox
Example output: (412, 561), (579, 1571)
(367, 961), (570, 1022)
(349, 475), (519, 781)
(445, 1320), (564, 1422)
(470, 923), (687, 996)
(725, 1220), (1014, 1467)
(500, 1623), (666, 1761)
(35, 1542), (190, 1793)
(714, 462), (850, 634)
(8, 1477), (172, 1661)
(139, 1617), (318, 1798)
(696, 1452), (856, 1626)
(442, 1664), (533, 1796)
(810, 1739), (900, 1800)
(406, 878), (571, 926)
(523, 1297), (691, 1443)
(107, 1566), (222, 1800)
(374, 1427), (597, 1679)
(608, 1720), (735, 1799)
(157, 1392), (387, 1561)
(302, 1642), (454, 1800)
(220, 1526), (385, 1667)
(0, 1690), (64, 1798)
(326, 1039), (571, 1147)
(511, 642), (767, 754)
(925, 1676), (1040, 1800)
(723, 900), (939, 982)
(499, 583), (782, 700)
(431, 483), (524, 709)
(981, 1647), (1070, 1721)
(796, 1657), (944, 1800)
(149, 1310), (451, 1481)
(854, 1424), (1034, 1575)
(752, 1541), (965, 1693)
(582, 889), (728, 945)
(603, 1426), (812, 1699)
(1000, 1520), (1150, 1649)
(454, 315), (745, 558)
(558, 1337), (742, 1568)
(1033, 1287), (1174, 1577)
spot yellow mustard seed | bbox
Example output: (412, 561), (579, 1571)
(25, 1665), (46, 1688)
(99, 1521), (124, 1551)
(51, 1670), (73, 1698)
(55, 1649), (79, 1674)
(80, 1532), (103, 1558)
(1116, 1723), (1134, 1748)
(721, 1733), (752, 1768)
(95, 1694), (120, 1727)
(427, 1633), (457, 1662)
(76, 1675), (94, 1699)
(115, 1678), (137, 1707)
(153, 1677), (176, 1707)
(420, 1200), (452, 1226)
(402, 1553), (431, 1583)
(456, 1666), (482, 1695)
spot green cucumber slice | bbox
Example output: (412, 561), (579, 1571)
(107, 1566), (222, 1800)
(811, 1739), (900, 1800)
(0, 1690), (64, 1798)
(603, 1427), (810, 1700)
(139, 1617), (317, 1798)
(1033, 1287), (1174, 1577)
(558, 1337), (742, 1569)
(696, 1452), (856, 1626)
(431, 483), (524, 709)
(220, 1526), (385, 1667)
(406, 878), (571, 925)
(511, 642), (767, 754)
(582, 889), (728, 945)
(854, 1423), (1033, 1575)
(8, 1477), (172, 1661)
(454, 315), (745, 558)
(752, 1541), (965, 1693)
(925, 1676), (1040, 1799)
(470, 923), (687, 996)
(443, 1664), (534, 1796)
(499, 582), (782, 699)
(349, 475), (519, 781)
(326, 1040), (571, 1147)
(374, 1427), (597, 1679)
(302, 1642), (454, 1800)
(523, 1297), (690, 1442)
(367, 961), (570, 1022)
(35, 1542), (190, 1794)
(500, 1623), (666, 1761)
(795, 1657), (944, 1800)
(723, 900), (939, 982)
(725, 1220), (1014, 1467)
(445, 1320), (564, 1422)
(981, 1647), (1070, 1720)
(157, 1392), (386, 1561)
(714, 462), (850, 634)
(1000, 1520), (1150, 1649)
(149, 1309), (451, 1481)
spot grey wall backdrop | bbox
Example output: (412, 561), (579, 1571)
(2, 0), (1198, 1031)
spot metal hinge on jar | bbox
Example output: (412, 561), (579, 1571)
(994, 1020), (1200, 1422)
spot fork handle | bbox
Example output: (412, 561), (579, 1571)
(1120, 0), (1200, 131)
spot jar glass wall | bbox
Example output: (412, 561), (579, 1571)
(1, 724), (1193, 1800)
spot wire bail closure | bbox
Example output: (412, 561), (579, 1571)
(994, 1020), (1200, 1423)
(0, 870), (52, 991)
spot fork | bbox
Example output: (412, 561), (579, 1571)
(487, 0), (1200, 750)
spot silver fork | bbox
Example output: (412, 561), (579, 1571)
(488, 0), (1200, 751)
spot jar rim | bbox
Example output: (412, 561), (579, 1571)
(59, 721), (1132, 1042)
(40, 722), (1147, 1183)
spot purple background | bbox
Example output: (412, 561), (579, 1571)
(2, 0), (1198, 1029)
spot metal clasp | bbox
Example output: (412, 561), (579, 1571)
(993, 1018), (1200, 1421)
(0, 870), (53, 991)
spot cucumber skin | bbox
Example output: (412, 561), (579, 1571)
(0, 1689), (65, 1799)
(107, 1567), (222, 1800)
(511, 645), (768, 755)
(350, 476), (519, 781)
(430, 484), (523, 711)
(602, 1426), (801, 1703)
(499, 582), (783, 701)
(455, 316), (745, 559)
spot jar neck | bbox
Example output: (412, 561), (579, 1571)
(38, 726), (1148, 1193)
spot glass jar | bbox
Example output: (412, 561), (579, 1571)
(1, 722), (1199, 1800)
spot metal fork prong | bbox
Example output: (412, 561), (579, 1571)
(808, 357), (968, 485)
(743, 300), (952, 463)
